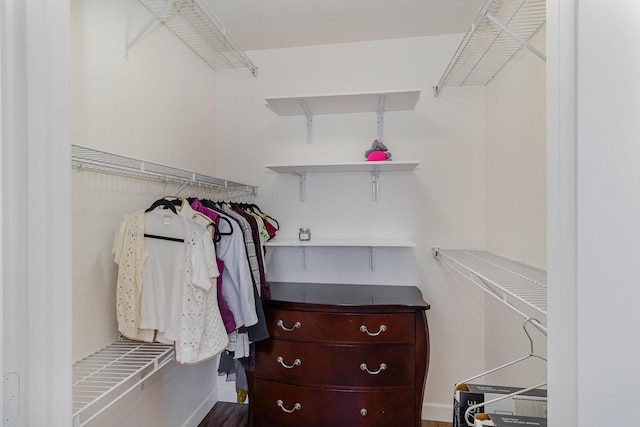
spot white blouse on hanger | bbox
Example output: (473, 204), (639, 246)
(114, 204), (229, 364)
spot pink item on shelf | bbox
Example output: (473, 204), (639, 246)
(367, 151), (388, 161)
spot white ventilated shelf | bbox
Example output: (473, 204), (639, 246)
(127, 0), (257, 76)
(433, 0), (546, 95)
(266, 239), (416, 272)
(433, 248), (547, 320)
(72, 340), (174, 426)
(72, 145), (257, 198)
(265, 161), (420, 202)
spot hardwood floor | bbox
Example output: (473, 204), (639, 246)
(199, 402), (248, 427)
(198, 402), (452, 427)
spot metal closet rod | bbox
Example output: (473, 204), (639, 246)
(71, 144), (257, 197)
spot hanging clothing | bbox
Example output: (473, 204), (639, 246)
(200, 202), (259, 329)
(189, 198), (237, 333)
(113, 197), (278, 368)
(114, 202), (229, 364)
(113, 210), (155, 342)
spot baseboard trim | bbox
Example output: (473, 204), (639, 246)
(422, 402), (453, 423)
(181, 388), (218, 427)
(217, 376), (242, 403)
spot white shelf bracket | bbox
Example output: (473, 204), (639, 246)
(125, 0), (177, 59)
(297, 171), (307, 202)
(371, 169), (380, 201)
(485, 12), (546, 62)
(376, 93), (386, 141)
(296, 98), (314, 144)
(369, 247), (376, 271)
(301, 246), (308, 270)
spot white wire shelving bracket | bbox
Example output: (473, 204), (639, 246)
(72, 340), (174, 426)
(433, 0), (546, 96)
(126, 0), (258, 76)
(72, 145), (257, 199)
(433, 248), (547, 331)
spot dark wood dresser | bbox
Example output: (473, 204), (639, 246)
(248, 282), (430, 427)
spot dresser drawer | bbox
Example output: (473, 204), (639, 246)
(265, 309), (415, 343)
(251, 378), (415, 427)
(255, 339), (415, 387)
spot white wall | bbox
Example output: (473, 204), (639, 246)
(71, 0), (217, 173)
(574, 2), (640, 426)
(547, 2), (640, 426)
(485, 30), (547, 271)
(546, 2), (577, 425)
(215, 35), (487, 420)
(482, 29), (548, 388)
(71, 0), (223, 424)
(2, 0), (72, 424)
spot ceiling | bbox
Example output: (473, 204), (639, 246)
(204, 0), (484, 51)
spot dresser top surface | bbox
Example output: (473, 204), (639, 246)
(267, 282), (430, 310)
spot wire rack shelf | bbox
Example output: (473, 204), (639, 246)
(72, 340), (174, 426)
(433, 248), (547, 321)
(127, 0), (257, 76)
(433, 0), (546, 95)
(71, 144), (257, 198)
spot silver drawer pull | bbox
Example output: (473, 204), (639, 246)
(277, 356), (301, 369)
(277, 400), (301, 413)
(360, 362), (387, 375)
(277, 320), (301, 331)
(360, 324), (387, 336)
(360, 409), (368, 416)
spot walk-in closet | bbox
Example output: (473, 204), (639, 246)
(3, 1), (638, 426)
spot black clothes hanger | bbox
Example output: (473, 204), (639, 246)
(145, 198), (177, 214)
(245, 203), (280, 231)
(264, 213), (279, 230)
(144, 198), (183, 242)
(143, 234), (184, 243)
(217, 216), (234, 236)
(168, 197), (184, 208)
(190, 198), (234, 238)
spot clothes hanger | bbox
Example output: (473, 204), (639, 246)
(245, 203), (280, 230)
(193, 212), (217, 241)
(144, 198), (183, 242)
(162, 196), (186, 210)
(191, 198), (234, 238)
(145, 198), (177, 214)
(459, 318), (547, 426)
(217, 216), (234, 236)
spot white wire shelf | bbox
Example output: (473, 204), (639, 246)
(433, 0), (546, 96)
(127, 0), (258, 76)
(433, 248), (547, 320)
(72, 340), (174, 426)
(71, 144), (257, 198)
